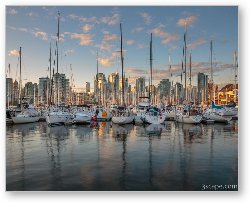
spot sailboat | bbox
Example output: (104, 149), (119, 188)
(175, 29), (202, 124)
(46, 11), (71, 126)
(202, 107), (231, 123)
(111, 23), (134, 125)
(144, 33), (165, 125)
(12, 47), (40, 124)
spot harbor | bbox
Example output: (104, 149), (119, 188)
(5, 6), (238, 191)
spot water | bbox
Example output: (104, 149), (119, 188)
(6, 121), (238, 191)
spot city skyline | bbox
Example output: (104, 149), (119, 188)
(6, 6), (238, 89)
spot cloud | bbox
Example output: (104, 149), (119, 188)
(7, 26), (17, 31)
(177, 16), (198, 27)
(7, 8), (18, 15)
(8, 49), (19, 56)
(71, 33), (94, 45)
(101, 13), (120, 25)
(96, 31), (118, 51)
(126, 40), (135, 45)
(51, 33), (65, 42)
(34, 31), (48, 41)
(82, 24), (94, 33)
(132, 27), (144, 33)
(99, 58), (113, 67)
(187, 38), (207, 49)
(139, 12), (152, 24)
(68, 14), (98, 24)
(137, 43), (148, 49)
(19, 27), (28, 32)
(68, 13), (79, 20)
(151, 26), (179, 44)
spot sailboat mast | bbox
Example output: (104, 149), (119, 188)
(169, 55), (172, 104)
(234, 50), (238, 103)
(49, 42), (52, 80)
(56, 11), (60, 74)
(189, 53), (192, 86)
(210, 40), (213, 83)
(210, 40), (214, 103)
(96, 51), (99, 105)
(19, 47), (22, 107)
(184, 31), (187, 100)
(120, 23), (125, 107)
(150, 33), (153, 105)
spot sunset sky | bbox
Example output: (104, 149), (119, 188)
(6, 6), (238, 90)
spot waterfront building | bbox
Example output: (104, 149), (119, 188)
(174, 82), (184, 105)
(158, 79), (171, 104)
(135, 77), (146, 102)
(86, 82), (90, 93)
(12, 80), (19, 106)
(217, 84), (238, 105)
(6, 78), (13, 107)
(197, 72), (208, 105)
(52, 73), (70, 105)
(94, 73), (108, 106)
(108, 72), (119, 104)
(38, 77), (50, 106)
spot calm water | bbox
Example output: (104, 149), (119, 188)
(6, 121), (238, 191)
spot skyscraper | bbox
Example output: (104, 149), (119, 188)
(135, 77), (145, 100)
(86, 82), (90, 93)
(12, 80), (19, 106)
(108, 72), (119, 104)
(52, 73), (69, 105)
(158, 79), (171, 101)
(38, 77), (50, 105)
(197, 72), (208, 104)
(6, 78), (13, 107)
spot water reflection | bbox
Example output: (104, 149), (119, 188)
(6, 121), (238, 191)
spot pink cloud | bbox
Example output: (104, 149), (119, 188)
(71, 33), (94, 45)
(151, 26), (179, 44)
(177, 16), (198, 27)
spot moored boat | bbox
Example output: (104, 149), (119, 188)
(176, 104), (202, 124)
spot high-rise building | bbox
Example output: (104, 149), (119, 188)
(94, 73), (107, 105)
(52, 73), (70, 105)
(158, 79), (171, 101)
(135, 77), (145, 100)
(38, 77), (50, 105)
(108, 72), (119, 104)
(24, 82), (34, 98)
(197, 72), (208, 104)
(6, 78), (13, 107)
(12, 80), (19, 106)
(174, 82), (184, 105)
(86, 82), (90, 93)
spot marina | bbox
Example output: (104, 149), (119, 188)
(5, 6), (238, 192)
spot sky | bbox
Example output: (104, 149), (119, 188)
(5, 6), (238, 91)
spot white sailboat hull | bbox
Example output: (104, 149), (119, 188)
(12, 116), (40, 124)
(112, 116), (134, 125)
(203, 112), (231, 123)
(46, 113), (71, 125)
(72, 113), (91, 124)
(176, 114), (202, 124)
(144, 115), (165, 125)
